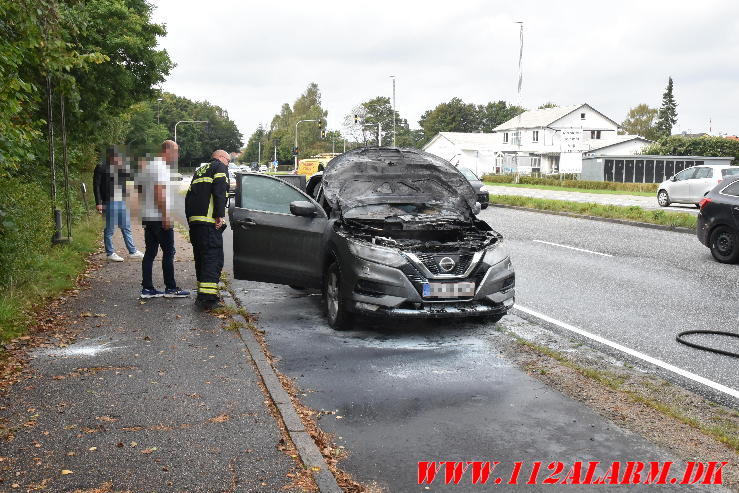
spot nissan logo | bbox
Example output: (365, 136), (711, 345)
(438, 257), (455, 272)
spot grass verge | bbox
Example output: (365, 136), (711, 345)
(0, 214), (102, 343)
(510, 334), (739, 453)
(484, 181), (655, 197)
(489, 194), (697, 229)
(482, 174), (659, 194)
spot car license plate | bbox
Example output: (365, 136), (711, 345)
(422, 281), (475, 298)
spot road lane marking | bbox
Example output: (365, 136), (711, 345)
(533, 240), (613, 257)
(514, 304), (739, 401)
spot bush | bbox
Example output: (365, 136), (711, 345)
(0, 171), (91, 291)
(480, 174), (658, 193)
(643, 136), (739, 162)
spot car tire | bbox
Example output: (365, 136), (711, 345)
(324, 261), (352, 330)
(481, 203), (489, 210)
(657, 190), (671, 207)
(486, 313), (504, 324)
(709, 226), (739, 264)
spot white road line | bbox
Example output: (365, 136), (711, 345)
(514, 304), (739, 401)
(532, 239), (613, 257)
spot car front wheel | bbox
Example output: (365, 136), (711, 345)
(709, 226), (739, 264)
(324, 262), (352, 330)
(657, 190), (670, 207)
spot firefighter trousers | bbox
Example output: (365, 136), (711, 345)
(189, 222), (224, 301)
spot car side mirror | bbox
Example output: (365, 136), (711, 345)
(290, 200), (317, 217)
(670, 176), (677, 182)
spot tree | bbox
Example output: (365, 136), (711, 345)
(538, 102), (558, 109)
(241, 126), (266, 163)
(620, 104), (660, 141)
(656, 77), (678, 138)
(478, 101), (525, 132)
(418, 98), (481, 141)
(642, 135), (739, 162)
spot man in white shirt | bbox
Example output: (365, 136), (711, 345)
(135, 140), (189, 299)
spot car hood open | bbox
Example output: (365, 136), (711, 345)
(322, 148), (478, 217)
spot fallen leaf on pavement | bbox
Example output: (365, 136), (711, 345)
(142, 447), (157, 454)
(61, 469), (73, 475)
(209, 414), (229, 423)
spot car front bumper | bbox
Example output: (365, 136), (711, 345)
(341, 252), (515, 319)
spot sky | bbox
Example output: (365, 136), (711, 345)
(151, 0), (739, 144)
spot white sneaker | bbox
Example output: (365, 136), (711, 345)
(107, 253), (124, 262)
(129, 250), (144, 259)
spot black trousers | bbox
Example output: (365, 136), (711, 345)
(189, 222), (224, 301)
(142, 221), (176, 290)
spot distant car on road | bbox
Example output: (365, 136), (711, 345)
(259, 165), (268, 173)
(697, 177), (739, 263)
(657, 165), (735, 207)
(457, 167), (489, 209)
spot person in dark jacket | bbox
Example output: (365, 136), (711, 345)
(185, 149), (230, 309)
(93, 146), (143, 262)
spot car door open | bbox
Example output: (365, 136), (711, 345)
(229, 174), (328, 287)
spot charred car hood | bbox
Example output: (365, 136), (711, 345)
(322, 148), (478, 217)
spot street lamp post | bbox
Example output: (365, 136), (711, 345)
(157, 98), (163, 124)
(390, 75), (396, 147)
(294, 119), (318, 171)
(363, 122), (382, 146)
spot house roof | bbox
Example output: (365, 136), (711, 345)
(493, 103), (619, 131)
(426, 132), (499, 150)
(584, 135), (651, 152)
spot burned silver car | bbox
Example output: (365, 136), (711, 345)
(229, 147), (515, 329)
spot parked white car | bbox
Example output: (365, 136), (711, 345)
(657, 165), (737, 207)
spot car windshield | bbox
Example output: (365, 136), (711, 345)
(722, 168), (739, 177)
(457, 167), (478, 181)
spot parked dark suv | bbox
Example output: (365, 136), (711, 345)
(697, 177), (739, 263)
(229, 147), (515, 329)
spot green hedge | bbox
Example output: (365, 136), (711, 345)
(0, 171), (91, 291)
(481, 174), (659, 193)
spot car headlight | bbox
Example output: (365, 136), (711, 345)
(480, 185), (491, 193)
(483, 241), (508, 266)
(348, 240), (406, 267)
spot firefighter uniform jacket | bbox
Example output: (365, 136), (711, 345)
(185, 159), (229, 224)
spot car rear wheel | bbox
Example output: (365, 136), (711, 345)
(486, 313), (504, 324)
(657, 190), (670, 207)
(324, 262), (352, 330)
(709, 226), (739, 263)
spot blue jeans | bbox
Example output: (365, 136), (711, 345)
(103, 200), (136, 255)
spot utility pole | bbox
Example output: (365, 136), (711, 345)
(258, 141), (261, 164)
(390, 75), (396, 147)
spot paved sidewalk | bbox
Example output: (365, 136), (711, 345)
(487, 185), (699, 214)
(0, 226), (299, 491)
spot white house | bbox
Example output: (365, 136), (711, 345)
(423, 104), (652, 176)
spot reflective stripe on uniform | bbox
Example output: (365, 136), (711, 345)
(207, 196), (214, 218)
(191, 177), (214, 185)
(199, 282), (218, 288)
(188, 215), (216, 223)
(213, 173), (227, 179)
(198, 287), (218, 295)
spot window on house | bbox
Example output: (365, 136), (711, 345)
(580, 113), (586, 120)
(512, 131), (521, 146)
(532, 130), (539, 143)
(503, 132), (509, 143)
(590, 130), (601, 139)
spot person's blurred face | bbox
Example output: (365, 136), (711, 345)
(165, 144), (179, 165)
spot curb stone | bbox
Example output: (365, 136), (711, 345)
(489, 203), (695, 234)
(220, 291), (343, 493)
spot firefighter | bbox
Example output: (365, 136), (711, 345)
(185, 149), (230, 309)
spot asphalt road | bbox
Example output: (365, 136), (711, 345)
(170, 180), (735, 490)
(477, 207), (738, 401)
